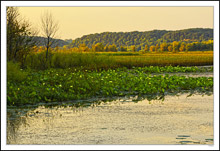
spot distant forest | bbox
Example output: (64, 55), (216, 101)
(34, 28), (213, 52)
(67, 28), (213, 51)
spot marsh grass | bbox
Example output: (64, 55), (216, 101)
(24, 51), (213, 70)
(26, 52), (117, 70)
(115, 52), (213, 67)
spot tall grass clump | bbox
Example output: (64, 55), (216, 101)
(7, 61), (27, 82)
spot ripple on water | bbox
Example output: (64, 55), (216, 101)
(7, 93), (213, 145)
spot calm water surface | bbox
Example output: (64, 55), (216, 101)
(7, 94), (213, 145)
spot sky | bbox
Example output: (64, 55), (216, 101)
(18, 7), (213, 40)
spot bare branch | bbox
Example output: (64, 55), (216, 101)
(40, 10), (59, 62)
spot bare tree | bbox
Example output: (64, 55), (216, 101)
(40, 11), (59, 62)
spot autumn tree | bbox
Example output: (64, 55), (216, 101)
(144, 44), (149, 53)
(179, 42), (186, 52)
(172, 41), (179, 52)
(150, 45), (155, 52)
(160, 43), (168, 52)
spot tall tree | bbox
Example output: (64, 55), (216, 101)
(7, 7), (38, 66)
(7, 7), (20, 60)
(41, 11), (59, 62)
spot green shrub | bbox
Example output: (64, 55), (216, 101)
(7, 61), (27, 82)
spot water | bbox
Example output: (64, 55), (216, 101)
(151, 72), (213, 78)
(7, 94), (213, 145)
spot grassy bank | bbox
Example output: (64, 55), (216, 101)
(7, 66), (213, 106)
(24, 51), (213, 70)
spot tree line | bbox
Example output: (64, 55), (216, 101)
(69, 28), (213, 51)
(56, 40), (213, 53)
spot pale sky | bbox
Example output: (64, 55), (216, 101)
(18, 7), (213, 40)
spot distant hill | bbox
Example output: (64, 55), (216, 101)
(68, 28), (213, 51)
(34, 36), (71, 48)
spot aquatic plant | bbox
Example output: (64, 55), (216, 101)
(7, 67), (213, 106)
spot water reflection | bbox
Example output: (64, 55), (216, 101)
(7, 94), (213, 145)
(7, 108), (31, 144)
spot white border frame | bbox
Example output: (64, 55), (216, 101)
(1, 1), (219, 150)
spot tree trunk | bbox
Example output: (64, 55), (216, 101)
(46, 36), (50, 61)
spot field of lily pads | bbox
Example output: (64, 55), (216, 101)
(7, 66), (213, 106)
